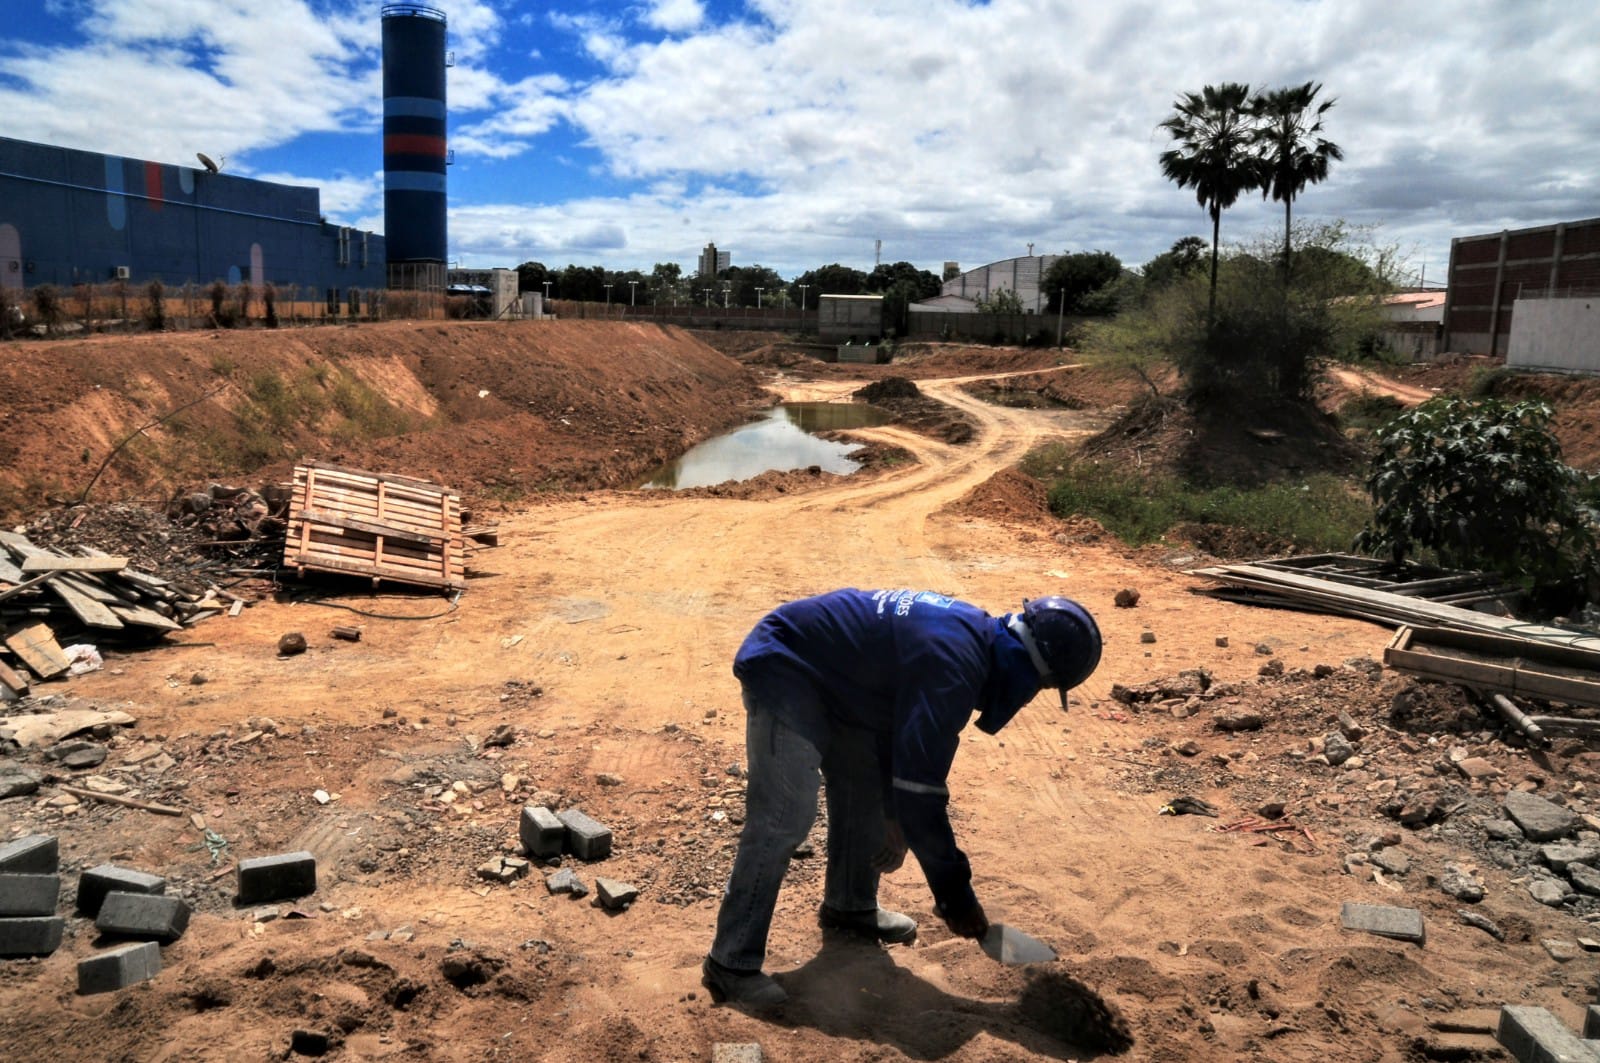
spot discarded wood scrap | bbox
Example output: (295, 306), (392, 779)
(1190, 555), (1600, 652)
(1384, 625), (1600, 745)
(0, 530), (214, 685)
(284, 461), (467, 592)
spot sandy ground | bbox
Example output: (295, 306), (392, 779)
(2, 327), (1598, 1062)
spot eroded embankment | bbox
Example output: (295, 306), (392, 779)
(0, 320), (770, 521)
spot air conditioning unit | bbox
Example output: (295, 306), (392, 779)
(112, 265), (130, 280)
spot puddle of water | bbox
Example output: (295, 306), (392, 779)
(640, 402), (890, 490)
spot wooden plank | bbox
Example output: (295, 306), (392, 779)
(0, 572), (59, 604)
(298, 509), (444, 545)
(108, 604), (184, 632)
(293, 481), (456, 524)
(0, 555), (24, 583)
(19, 556), (128, 574)
(0, 659), (28, 696)
(298, 539), (445, 572)
(1196, 563), (1600, 651)
(289, 553), (460, 589)
(4, 623), (70, 679)
(1384, 625), (1600, 708)
(302, 462), (456, 500)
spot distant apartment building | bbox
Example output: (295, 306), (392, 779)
(697, 242), (730, 278)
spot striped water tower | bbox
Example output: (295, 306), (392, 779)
(381, 3), (448, 288)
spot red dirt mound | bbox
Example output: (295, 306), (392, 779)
(0, 321), (770, 522)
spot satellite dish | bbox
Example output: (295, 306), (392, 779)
(196, 152), (220, 174)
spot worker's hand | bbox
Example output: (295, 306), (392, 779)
(937, 899), (990, 940)
(870, 819), (908, 874)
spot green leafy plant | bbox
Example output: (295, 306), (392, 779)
(1355, 396), (1600, 607)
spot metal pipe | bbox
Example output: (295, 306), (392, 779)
(1487, 691), (1548, 747)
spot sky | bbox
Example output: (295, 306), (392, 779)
(4, 0), (1598, 285)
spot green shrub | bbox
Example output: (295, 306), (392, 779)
(1355, 396), (1600, 608)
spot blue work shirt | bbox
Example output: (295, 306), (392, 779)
(732, 588), (1043, 917)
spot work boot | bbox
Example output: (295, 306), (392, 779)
(701, 956), (788, 1007)
(817, 904), (918, 944)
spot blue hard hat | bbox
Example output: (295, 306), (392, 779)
(1021, 596), (1102, 691)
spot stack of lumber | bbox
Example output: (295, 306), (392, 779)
(1191, 554), (1600, 653)
(284, 462), (466, 592)
(0, 530), (219, 696)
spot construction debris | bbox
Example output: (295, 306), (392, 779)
(284, 462), (466, 592)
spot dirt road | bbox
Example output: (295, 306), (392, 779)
(4, 353), (1595, 1062)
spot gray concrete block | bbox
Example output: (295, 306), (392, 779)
(545, 868), (588, 897)
(556, 808), (612, 861)
(77, 864), (165, 918)
(236, 851), (316, 904)
(1340, 902), (1426, 944)
(519, 805), (565, 858)
(1585, 1004), (1600, 1040)
(96, 891), (191, 943)
(77, 941), (162, 995)
(595, 877), (639, 911)
(0, 874), (60, 916)
(0, 916), (65, 956)
(0, 835), (57, 874)
(1497, 1004), (1600, 1063)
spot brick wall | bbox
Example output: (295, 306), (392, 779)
(1444, 217), (1600, 355)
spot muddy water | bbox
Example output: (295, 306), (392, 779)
(640, 402), (891, 489)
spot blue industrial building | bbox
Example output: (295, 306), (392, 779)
(0, 135), (387, 298)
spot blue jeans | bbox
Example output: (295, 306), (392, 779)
(709, 682), (887, 972)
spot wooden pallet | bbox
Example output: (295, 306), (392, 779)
(284, 462), (465, 591)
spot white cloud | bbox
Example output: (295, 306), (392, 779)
(6, 0), (1600, 282)
(643, 0), (705, 34)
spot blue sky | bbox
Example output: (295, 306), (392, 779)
(5, 0), (1598, 284)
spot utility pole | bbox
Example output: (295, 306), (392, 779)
(542, 280), (551, 304)
(755, 287), (764, 308)
(702, 288), (712, 307)
(722, 285), (730, 308)
(799, 284), (809, 312)
(604, 283), (613, 307)
(628, 280), (638, 306)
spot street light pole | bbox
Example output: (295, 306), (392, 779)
(755, 287), (764, 308)
(722, 285), (730, 309)
(542, 280), (552, 305)
(604, 284), (613, 307)
(702, 288), (712, 307)
(799, 284), (809, 312)
(629, 280), (638, 306)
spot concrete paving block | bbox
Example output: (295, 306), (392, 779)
(545, 868), (588, 897)
(595, 877), (639, 911)
(77, 864), (165, 918)
(0, 874), (60, 916)
(519, 805), (565, 858)
(236, 851), (316, 904)
(0, 916), (65, 956)
(712, 1045), (764, 1063)
(1340, 902), (1426, 944)
(1497, 1004), (1600, 1063)
(0, 835), (58, 874)
(77, 941), (162, 995)
(556, 808), (612, 861)
(96, 891), (192, 943)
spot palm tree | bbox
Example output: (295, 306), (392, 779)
(1159, 82), (1262, 326)
(1250, 82), (1342, 286)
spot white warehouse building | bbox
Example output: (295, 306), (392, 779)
(937, 254), (1062, 314)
